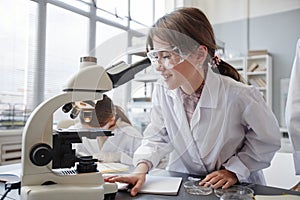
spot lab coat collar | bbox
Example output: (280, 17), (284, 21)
(198, 66), (220, 108)
(165, 66), (220, 108)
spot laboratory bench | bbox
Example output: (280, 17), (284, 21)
(115, 170), (300, 200)
(1, 163), (300, 200)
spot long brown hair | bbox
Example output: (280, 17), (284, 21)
(146, 7), (242, 82)
(80, 94), (131, 127)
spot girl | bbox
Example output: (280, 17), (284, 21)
(105, 7), (281, 196)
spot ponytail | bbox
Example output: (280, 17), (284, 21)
(211, 56), (244, 83)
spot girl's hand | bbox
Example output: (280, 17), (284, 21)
(104, 173), (146, 196)
(199, 169), (237, 189)
(104, 162), (149, 196)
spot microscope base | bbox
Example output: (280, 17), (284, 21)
(21, 183), (117, 200)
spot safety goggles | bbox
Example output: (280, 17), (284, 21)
(146, 46), (189, 69)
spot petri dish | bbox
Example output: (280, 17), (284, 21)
(183, 180), (212, 195)
(214, 185), (254, 198)
(220, 193), (253, 200)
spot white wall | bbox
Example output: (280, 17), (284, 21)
(186, 0), (300, 24)
(249, 0), (300, 18)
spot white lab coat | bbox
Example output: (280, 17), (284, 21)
(76, 120), (142, 165)
(286, 38), (300, 175)
(133, 66), (281, 184)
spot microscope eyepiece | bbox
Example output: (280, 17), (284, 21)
(70, 106), (80, 119)
(62, 103), (73, 113)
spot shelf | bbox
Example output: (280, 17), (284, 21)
(127, 102), (153, 109)
(247, 71), (267, 75)
(225, 54), (272, 108)
(247, 54), (270, 59)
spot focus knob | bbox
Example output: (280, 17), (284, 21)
(30, 143), (52, 166)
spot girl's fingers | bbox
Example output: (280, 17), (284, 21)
(130, 179), (144, 196)
(104, 175), (119, 182)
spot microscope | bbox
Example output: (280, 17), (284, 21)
(20, 56), (150, 200)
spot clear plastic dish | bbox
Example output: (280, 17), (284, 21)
(219, 193), (253, 200)
(214, 185), (254, 198)
(183, 180), (212, 195)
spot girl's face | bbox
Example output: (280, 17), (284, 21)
(151, 36), (205, 92)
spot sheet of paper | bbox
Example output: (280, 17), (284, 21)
(255, 194), (300, 200)
(139, 175), (182, 195)
(111, 174), (182, 196)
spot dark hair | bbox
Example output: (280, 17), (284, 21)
(80, 94), (131, 127)
(146, 7), (242, 82)
(95, 94), (131, 126)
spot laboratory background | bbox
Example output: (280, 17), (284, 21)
(0, 0), (300, 194)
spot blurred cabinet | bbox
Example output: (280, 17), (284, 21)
(225, 54), (272, 108)
(0, 129), (22, 165)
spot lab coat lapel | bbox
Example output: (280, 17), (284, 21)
(190, 67), (219, 131)
(166, 89), (208, 173)
(166, 89), (186, 127)
(190, 68), (224, 158)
